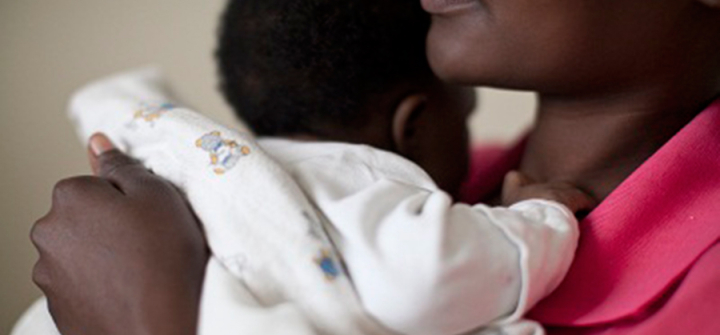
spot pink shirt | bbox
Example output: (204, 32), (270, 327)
(461, 99), (720, 335)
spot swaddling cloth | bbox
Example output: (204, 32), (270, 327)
(12, 69), (572, 335)
(66, 68), (392, 335)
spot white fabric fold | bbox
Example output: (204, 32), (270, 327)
(12, 69), (578, 335)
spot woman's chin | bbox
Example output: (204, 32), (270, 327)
(426, 19), (502, 86)
(426, 24), (553, 90)
(427, 40), (473, 84)
(427, 43), (503, 86)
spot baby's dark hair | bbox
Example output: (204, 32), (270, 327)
(217, 0), (433, 136)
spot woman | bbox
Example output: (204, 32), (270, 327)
(30, 0), (720, 334)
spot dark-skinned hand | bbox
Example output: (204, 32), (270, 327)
(502, 170), (598, 215)
(31, 133), (207, 335)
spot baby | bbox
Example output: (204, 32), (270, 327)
(13, 1), (593, 335)
(210, 2), (594, 333)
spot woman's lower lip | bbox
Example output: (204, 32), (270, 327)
(421, 0), (478, 15)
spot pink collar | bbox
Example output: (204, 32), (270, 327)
(528, 99), (720, 325)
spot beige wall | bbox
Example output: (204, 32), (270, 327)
(0, 1), (536, 333)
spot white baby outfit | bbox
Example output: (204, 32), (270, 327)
(13, 69), (579, 335)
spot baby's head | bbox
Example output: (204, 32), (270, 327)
(217, 0), (476, 196)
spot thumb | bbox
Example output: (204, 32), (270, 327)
(88, 133), (146, 184)
(88, 133), (115, 175)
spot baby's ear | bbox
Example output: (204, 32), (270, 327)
(391, 94), (427, 156)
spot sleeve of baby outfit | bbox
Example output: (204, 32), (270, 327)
(66, 69), (324, 335)
(67, 68), (263, 191)
(321, 180), (578, 335)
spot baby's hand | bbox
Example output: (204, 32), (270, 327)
(502, 171), (597, 214)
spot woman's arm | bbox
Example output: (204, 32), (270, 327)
(31, 135), (207, 335)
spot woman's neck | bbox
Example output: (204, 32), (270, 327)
(520, 81), (720, 201)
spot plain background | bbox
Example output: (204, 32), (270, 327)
(0, 1), (536, 333)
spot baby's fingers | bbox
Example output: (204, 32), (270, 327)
(554, 185), (598, 215)
(502, 171), (535, 205)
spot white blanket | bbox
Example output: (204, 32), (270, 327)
(13, 69), (568, 335)
(17, 68), (386, 335)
